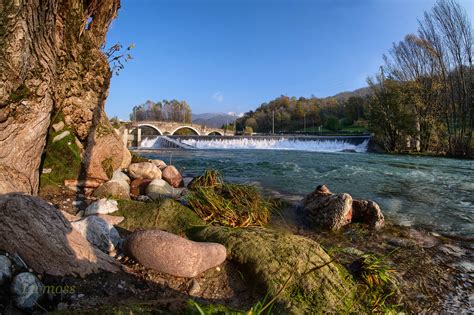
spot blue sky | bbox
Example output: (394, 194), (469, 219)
(105, 0), (474, 119)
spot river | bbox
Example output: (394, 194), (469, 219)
(138, 136), (474, 238)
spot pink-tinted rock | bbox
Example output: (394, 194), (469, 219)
(303, 185), (353, 231)
(161, 165), (183, 188)
(130, 178), (152, 196)
(124, 230), (227, 278)
(352, 200), (385, 229)
(151, 159), (167, 170)
(128, 162), (162, 180)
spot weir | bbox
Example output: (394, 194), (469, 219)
(139, 134), (372, 153)
(141, 136), (196, 149)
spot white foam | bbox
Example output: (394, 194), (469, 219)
(139, 137), (163, 148)
(140, 136), (369, 153)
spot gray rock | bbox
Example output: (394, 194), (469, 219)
(71, 216), (122, 253)
(52, 121), (65, 132)
(128, 162), (162, 180)
(93, 181), (130, 200)
(303, 185), (353, 231)
(124, 230), (227, 278)
(0, 255), (12, 285)
(110, 179), (131, 193)
(57, 302), (68, 311)
(111, 170), (131, 184)
(352, 199), (385, 229)
(85, 199), (118, 216)
(11, 272), (43, 310)
(407, 229), (439, 248)
(137, 195), (152, 202)
(439, 244), (466, 257)
(52, 130), (70, 143)
(146, 179), (177, 199)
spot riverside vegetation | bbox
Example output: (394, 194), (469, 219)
(236, 0), (473, 158)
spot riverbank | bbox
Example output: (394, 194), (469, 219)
(30, 182), (474, 313)
(3, 147), (471, 313)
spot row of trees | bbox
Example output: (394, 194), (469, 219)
(368, 0), (472, 157)
(130, 99), (192, 123)
(235, 94), (369, 134)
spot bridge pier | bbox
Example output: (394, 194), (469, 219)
(137, 128), (142, 146)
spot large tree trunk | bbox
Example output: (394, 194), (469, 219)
(0, 0), (121, 195)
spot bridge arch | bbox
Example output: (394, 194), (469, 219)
(136, 124), (163, 135)
(171, 126), (201, 136)
(206, 130), (224, 136)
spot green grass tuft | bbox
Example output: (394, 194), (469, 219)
(352, 251), (400, 313)
(185, 170), (272, 228)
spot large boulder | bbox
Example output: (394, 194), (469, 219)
(303, 185), (352, 231)
(352, 199), (385, 229)
(191, 226), (359, 313)
(0, 194), (119, 277)
(128, 162), (162, 180)
(71, 216), (122, 253)
(161, 165), (183, 188)
(93, 180), (130, 200)
(120, 147), (132, 170)
(124, 230), (226, 278)
(130, 178), (152, 196)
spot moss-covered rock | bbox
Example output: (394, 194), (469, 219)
(115, 199), (205, 236)
(40, 120), (82, 189)
(190, 226), (360, 314)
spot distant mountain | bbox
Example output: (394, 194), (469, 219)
(324, 86), (372, 102)
(192, 112), (241, 128)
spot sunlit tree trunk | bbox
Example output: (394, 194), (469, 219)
(0, 0), (120, 194)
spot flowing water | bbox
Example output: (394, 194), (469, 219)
(138, 137), (474, 238)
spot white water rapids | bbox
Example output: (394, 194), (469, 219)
(140, 136), (369, 153)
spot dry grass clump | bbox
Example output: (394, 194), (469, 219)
(185, 170), (272, 227)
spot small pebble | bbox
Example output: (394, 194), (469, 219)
(57, 302), (68, 311)
(188, 279), (200, 296)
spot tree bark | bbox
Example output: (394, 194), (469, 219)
(0, 0), (121, 194)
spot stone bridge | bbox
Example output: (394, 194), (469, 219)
(126, 121), (229, 146)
